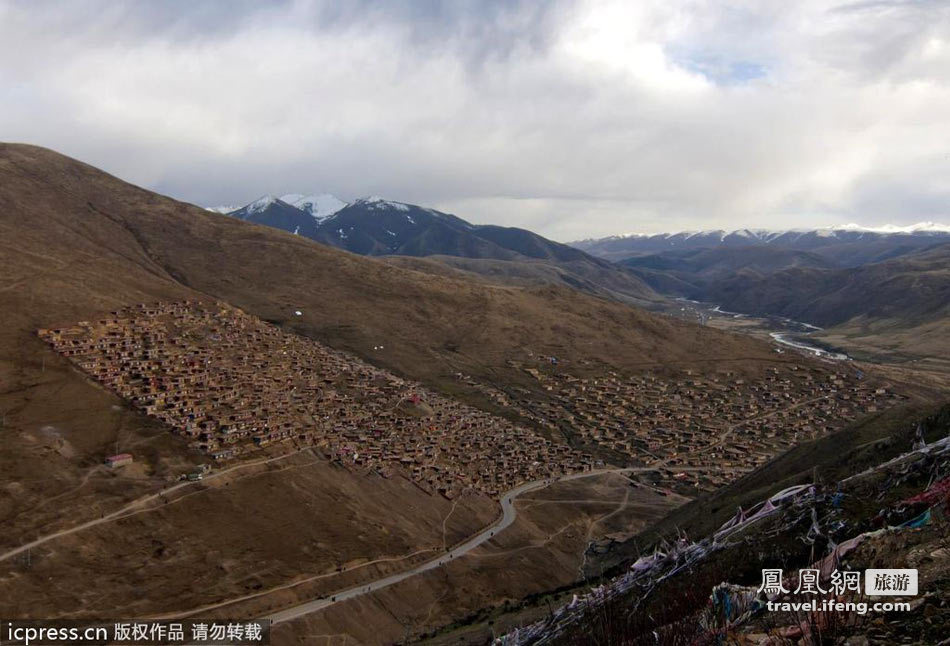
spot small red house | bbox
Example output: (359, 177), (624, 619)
(105, 453), (133, 468)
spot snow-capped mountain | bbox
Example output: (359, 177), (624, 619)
(828, 221), (950, 234)
(225, 195), (322, 238)
(243, 194), (283, 214)
(208, 192), (347, 221)
(211, 194), (588, 261)
(309, 197), (582, 261)
(572, 224), (950, 265)
(353, 196), (412, 212)
(203, 193), (656, 302)
(209, 193), (347, 238)
(279, 193), (347, 221)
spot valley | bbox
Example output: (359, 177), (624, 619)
(4, 4), (950, 643)
(572, 230), (950, 382)
(0, 144), (946, 645)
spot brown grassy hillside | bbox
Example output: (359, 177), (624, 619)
(705, 243), (950, 331)
(0, 143), (782, 391)
(0, 143), (792, 625)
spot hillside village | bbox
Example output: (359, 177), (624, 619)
(458, 357), (905, 491)
(39, 300), (905, 499)
(38, 301), (591, 498)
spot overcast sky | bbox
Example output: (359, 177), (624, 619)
(2, 0), (949, 240)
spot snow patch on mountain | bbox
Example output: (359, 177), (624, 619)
(356, 196), (411, 212)
(280, 193), (347, 221)
(205, 205), (238, 214)
(577, 223), (950, 245)
(246, 195), (280, 214)
(829, 222), (950, 234)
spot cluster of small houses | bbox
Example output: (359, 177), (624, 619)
(460, 360), (903, 492)
(39, 301), (593, 498)
(40, 300), (904, 498)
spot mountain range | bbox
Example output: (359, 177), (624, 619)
(212, 194), (658, 305)
(677, 242), (950, 327)
(219, 194), (597, 261)
(209, 194), (950, 364)
(1, 143), (946, 644)
(573, 225), (950, 266)
(575, 227), (950, 364)
(703, 242), (950, 362)
(1, 143), (773, 409)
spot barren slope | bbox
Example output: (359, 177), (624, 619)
(0, 143), (787, 629)
(0, 144), (780, 392)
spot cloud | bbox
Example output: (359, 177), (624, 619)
(1, 0), (949, 240)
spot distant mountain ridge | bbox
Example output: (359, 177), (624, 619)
(209, 194), (658, 304)
(0, 141), (779, 407)
(618, 242), (950, 325)
(312, 197), (594, 263)
(620, 246), (837, 300)
(215, 194), (590, 261)
(702, 242), (950, 326)
(570, 224), (950, 362)
(573, 225), (950, 265)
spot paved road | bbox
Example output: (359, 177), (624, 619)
(265, 466), (650, 624)
(0, 454), (654, 625)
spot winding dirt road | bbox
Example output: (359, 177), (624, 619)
(0, 448), (314, 565)
(0, 452), (655, 626)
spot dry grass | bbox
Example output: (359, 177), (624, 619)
(0, 143), (776, 634)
